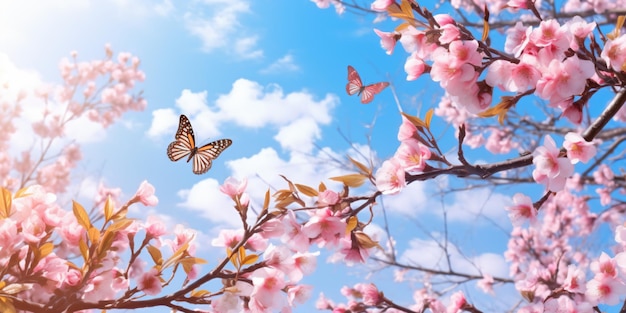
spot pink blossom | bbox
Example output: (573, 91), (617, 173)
(21, 215), (47, 243)
(394, 139), (431, 173)
(375, 158), (406, 195)
(371, 0), (395, 11)
(220, 177), (248, 197)
(260, 218), (285, 239)
(302, 208), (346, 247)
(290, 251), (320, 282)
(485, 128), (517, 154)
(360, 284), (381, 305)
(593, 164), (615, 186)
(405, 52), (426, 81)
(506, 193), (537, 226)
(397, 116), (418, 141)
(562, 264), (586, 293)
(144, 216), (167, 238)
(374, 29), (397, 55)
(316, 293), (335, 310)
(132, 180), (158, 206)
(318, 190), (340, 206)
(286, 285), (312, 306)
(339, 236), (370, 264)
(601, 34), (626, 72)
(535, 56), (595, 104)
(477, 275), (494, 294)
(448, 40), (482, 67)
(82, 271), (117, 302)
(251, 267), (286, 309)
(439, 24), (461, 44)
(137, 268), (162, 295)
(590, 252), (618, 278)
(532, 135), (574, 192)
(585, 275), (626, 305)
(281, 210), (310, 252)
(212, 292), (240, 312)
(447, 291), (467, 312)
(487, 55), (541, 92)
(563, 132), (596, 164)
(543, 296), (593, 313)
(504, 22), (532, 56)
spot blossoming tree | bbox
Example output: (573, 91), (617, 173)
(3, 0), (626, 311)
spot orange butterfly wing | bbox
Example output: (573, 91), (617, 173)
(167, 114), (232, 175)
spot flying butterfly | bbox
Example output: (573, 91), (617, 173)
(346, 65), (390, 104)
(167, 114), (232, 175)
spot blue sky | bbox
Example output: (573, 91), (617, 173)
(0, 0), (599, 312)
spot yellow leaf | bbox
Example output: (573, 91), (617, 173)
(227, 247), (239, 268)
(72, 201), (92, 230)
(97, 229), (115, 258)
(13, 187), (30, 199)
(295, 184), (319, 197)
(88, 226), (101, 246)
(2, 283), (33, 294)
(273, 190), (292, 201)
(400, 0), (414, 20)
(262, 189), (270, 213)
(477, 96), (516, 125)
(39, 242), (54, 259)
(348, 156), (371, 176)
(190, 289), (211, 298)
(318, 182), (327, 192)
(424, 108), (434, 129)
(401, 112), (427, 129)
(163, 241), (190, 269)
(482, 20), (490, 42)
(104, 196), (114, 222)
(608, 15), (626, 40)
(354, 232), (383, 250)
(329, 174), (367, 188)
(395, 22), (410, 33)
(242, 254), (259, 266)
(147, 245), (163, 265)
(0, 188), (11, 219)
(346, 216), (358, 234)
(238, 246), (246, 262)
(0, 296), (16, 313)
(107, 219), (134, 233)
(79, 238), (89, 261)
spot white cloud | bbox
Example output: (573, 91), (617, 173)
(150, 79), (338, 140)
(400, 237), (509, 278)
(274, 117), (320, 153)
(153, 0), (174, 16)
(234, 36), (263, 59)
(184, 1), (262, 59)
(177, 178), (241, 227)
(381, 181), (430, 217)
(146, 108), (178, 138)
(444, 188), (511, 223)
(261, 54), (300, 74)
(215, 79), (337, 128)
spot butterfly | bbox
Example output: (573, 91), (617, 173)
(346, 65), (390, 104)
(167, 114), (232, 175)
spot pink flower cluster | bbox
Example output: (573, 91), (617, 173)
(0, 181), (181, 310)
(376, 117), (432, 194)
(532, 133), (595, 192)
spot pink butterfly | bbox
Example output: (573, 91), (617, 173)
(346, 65), (390, 104)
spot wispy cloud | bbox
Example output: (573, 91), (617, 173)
(184, 1), (263, 59)
(260, 54), (300, 74)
